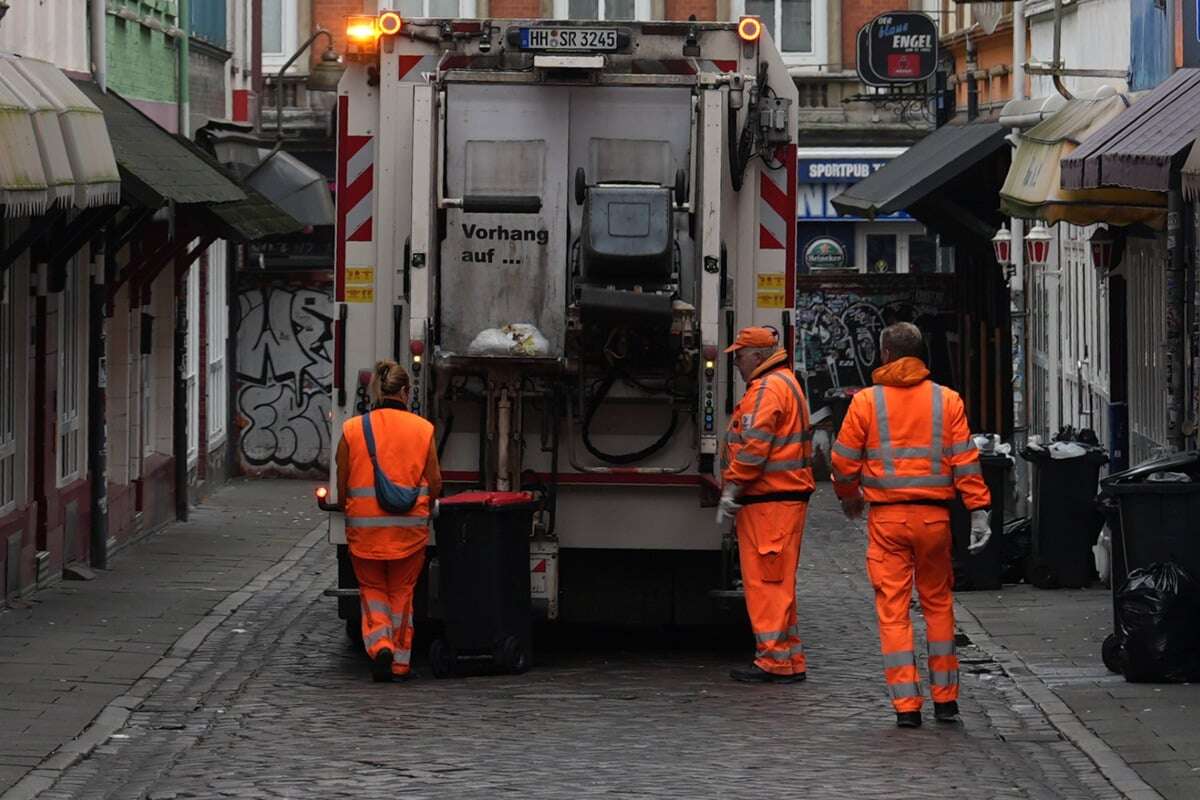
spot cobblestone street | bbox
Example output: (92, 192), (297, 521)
(8, 487), (1142, 800)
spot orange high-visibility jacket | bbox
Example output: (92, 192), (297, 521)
(722, 349), (815, 497)
(342, 409), (434, 559)
(831, 356), (990, 510)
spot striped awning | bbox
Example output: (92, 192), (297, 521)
(0, 54), (120, 217)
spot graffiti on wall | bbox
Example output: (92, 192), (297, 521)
(235, 282), (333, 476)
(795, 276), (956, 410)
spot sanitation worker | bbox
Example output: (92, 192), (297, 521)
(336, 360), (442, 682)
(831, 322), (991, 727)
(717, 326), (814, 683)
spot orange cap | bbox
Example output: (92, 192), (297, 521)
(725, 326), (779, 353)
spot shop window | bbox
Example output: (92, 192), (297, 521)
(0, 248), (19, 513)
(186, 258), (200, 467)
(395, 0), (478, 17)
(57, 256), (85, 486)
(207, 241), (228, 447)
(734, 0), (829, 67)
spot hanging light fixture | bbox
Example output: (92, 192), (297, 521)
(1089, 225), (1117, 272)
(991, 223), (1013, 266)
(1024, 221), (1052, 268)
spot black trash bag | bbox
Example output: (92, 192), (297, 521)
(1116, 562), (1200, 683)
(1001, 516), (1031, 584)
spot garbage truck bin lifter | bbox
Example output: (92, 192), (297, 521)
(318, 11), (800, 630)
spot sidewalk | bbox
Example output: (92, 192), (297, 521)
(0, 480), (320, 796)
(955, 580), (1200, 800)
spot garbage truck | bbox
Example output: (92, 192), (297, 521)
(319, 10), (800, 636)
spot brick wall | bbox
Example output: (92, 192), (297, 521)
(188, 49), (228, 135)
(311, 0), (374, 67)
(840, 0), (894, 69)
(665, 0), (716, 20)
(489, 0), (547, 18)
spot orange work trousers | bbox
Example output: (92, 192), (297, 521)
(736, 501), (807, 676)
(351, 549), (425, 677)
(865, 505), (959, 712)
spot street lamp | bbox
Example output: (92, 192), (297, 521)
(991, 223), (1013, 266)
(275, 28), (346, 139)
(1089, 225), (1117, 271)
(1024, 221), (1053, 268)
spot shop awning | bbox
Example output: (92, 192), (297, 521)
(0, 55), (120, 216)
(1061, 68), (1200, 191)
(1000, 89), (1167, 228)
(74, 81), (302, 241)
(997, 94), (1068, 130)
(1181, 140), (1200, 200)
(831, 122), (1009, 218)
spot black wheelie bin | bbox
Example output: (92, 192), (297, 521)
(1096, 452), (1200, 674)
(429, 491), (537, 678)
(951, 446), (1014, 590)
(1020, 438), (1109, 589)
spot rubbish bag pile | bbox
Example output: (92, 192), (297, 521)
(1112, 562), (1200, 682)
(468, 323), (551, 357)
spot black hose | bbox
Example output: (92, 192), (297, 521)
(437, 413), (454, 460)
(728, 100), (744, 192)
(582, 372), (679, 465)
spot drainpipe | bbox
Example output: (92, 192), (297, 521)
(177, 0), (190, 136)
(1051, 0), (1073, 99)
(966, 36), (979, 121)
(90, 0), (106, 92)
(1167, 190), (1186, 451)
(252, 0), (263, 132)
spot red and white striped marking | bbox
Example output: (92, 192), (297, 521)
(336, 95), (375, 301)
(398, 54), (439, 82)
(757, 144), (797, 304)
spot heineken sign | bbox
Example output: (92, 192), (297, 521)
(856, 12), (939, 86)
(804, 237), (849, 271)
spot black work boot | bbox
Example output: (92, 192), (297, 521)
(934, 701), (960, 722)
(729, 664), (807, 684)
(896, 711), (923, 728)
(370, 648), (395, 683)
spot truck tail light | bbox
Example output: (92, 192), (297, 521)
(737, 16), (763, 43)
(378, 11), (403, 35)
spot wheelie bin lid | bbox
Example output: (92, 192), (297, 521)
(1101, 450), (1200, 489)
(440, 491), (537, 508)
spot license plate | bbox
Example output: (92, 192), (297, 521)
(519, 27), (618, 51)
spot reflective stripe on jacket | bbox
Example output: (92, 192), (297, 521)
(830, 356), (990, 510)
(722, 349), (815, 496)
(343, 409), (434, 559)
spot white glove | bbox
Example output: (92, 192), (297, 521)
(968, 509), (991, 554)
(715, 484), (742, 524)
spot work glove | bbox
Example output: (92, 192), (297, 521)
(968, 509), (992, 554)
(431, 499), (440, 520)
(840, 494), (865, 520)
(715, 484), (742, 524)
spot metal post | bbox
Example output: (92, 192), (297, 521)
(1010, 0), (1030, 513)
(88, 235), (110, 569)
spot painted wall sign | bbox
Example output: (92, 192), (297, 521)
(798, 181), (911, 221)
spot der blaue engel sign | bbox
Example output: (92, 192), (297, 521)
(857, 12), (939, 86)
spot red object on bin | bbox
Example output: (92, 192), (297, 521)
(439, 491), (535, 508)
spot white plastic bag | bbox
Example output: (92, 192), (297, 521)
(1048, 441), (1087, 460)
(1093, 525), (1112, 587)
(467, 323), (550, 356)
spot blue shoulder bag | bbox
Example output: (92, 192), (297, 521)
(361, 411), (422, 514)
